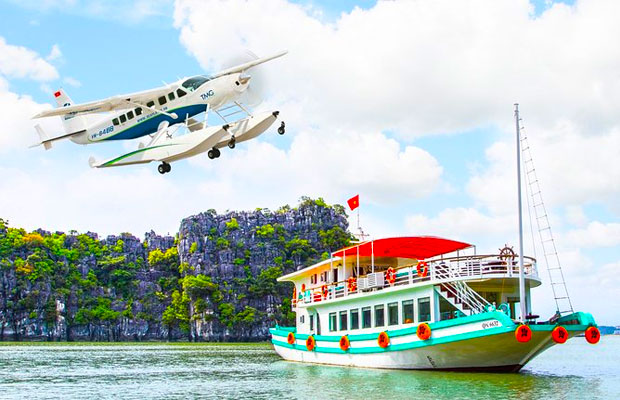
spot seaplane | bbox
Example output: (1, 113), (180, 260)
(31, 51), (287, 173)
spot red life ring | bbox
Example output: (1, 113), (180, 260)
(417, 261), (429, 277)
(339, 335), (350, 351)
(585, 326), (600, 344)
(322, 285), (328, 298)
(306, 335), (316, 351)
(347, 277), (357, 292)
(377, 331), (390, 348)
(385, 267), (396, 285)
(515, 324), (532, 343)
(551, 326), (568, 344)
(416, 323), (431, 340)
(287, 332), (295, 345)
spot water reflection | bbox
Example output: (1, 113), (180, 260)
(0, 338), (617, 399)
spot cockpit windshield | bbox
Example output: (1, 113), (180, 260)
(182, 76), (210, 92)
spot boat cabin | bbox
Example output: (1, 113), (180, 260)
(278, 237), (541, 336)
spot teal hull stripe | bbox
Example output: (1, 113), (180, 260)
(271, 311), (595, 354)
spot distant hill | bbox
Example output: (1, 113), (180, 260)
(0, 197), (352, 342)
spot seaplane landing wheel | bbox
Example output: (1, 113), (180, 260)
(214, 148), (221, 158)
(278, 121), (286, 135)
(228, 137), (236, 149)
(158, 162), (171, 174)
(208, 149), (215, 159)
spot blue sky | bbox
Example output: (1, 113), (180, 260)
(0, 0), (618, 324)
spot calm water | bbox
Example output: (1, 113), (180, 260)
(0, 337), (618, 399)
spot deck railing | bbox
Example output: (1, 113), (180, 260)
(297, 254), (538, 306)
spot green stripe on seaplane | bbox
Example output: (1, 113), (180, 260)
(102, 144), (178, 166)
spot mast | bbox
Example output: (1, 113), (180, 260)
(515, 103), (527, 321)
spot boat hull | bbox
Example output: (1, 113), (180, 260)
(270, 311), (595, 371)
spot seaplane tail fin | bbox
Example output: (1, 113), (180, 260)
(53, 88), (88, 134)
(30, 124), (85, 150)
(88, 156), (99, 168)
(34, 124), (52, 150)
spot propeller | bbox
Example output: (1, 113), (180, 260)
(222, 50), (267, 107)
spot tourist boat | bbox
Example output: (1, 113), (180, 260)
(269, 106), (600, 371)
(269, 237), (599, 371)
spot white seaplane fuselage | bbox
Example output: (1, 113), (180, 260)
(70, 74), (246, 145)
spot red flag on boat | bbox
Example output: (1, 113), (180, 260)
(347, 194), (359, 211)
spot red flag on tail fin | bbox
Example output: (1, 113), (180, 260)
(347, 195), (359, 211)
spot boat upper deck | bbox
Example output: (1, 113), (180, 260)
(279, 237), (540, 310)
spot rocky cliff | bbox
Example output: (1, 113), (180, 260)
(0, 197), (351, 341)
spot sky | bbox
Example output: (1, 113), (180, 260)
(0, 0), (618, 324)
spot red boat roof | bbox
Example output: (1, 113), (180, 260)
(332, 236), (472, 260)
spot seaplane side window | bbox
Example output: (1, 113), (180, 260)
(147, 101), (155, 108)
(168, 92), (175, 101)
(176, 88), (187, 98)
(329, 312), (337, 332)
(119, 114), (127, 123)
(418, 297), (431, 322)
(112, 118), (119, 126)
(402, 300), (414, 324)
(350, 309), (359, 330)
(339, 311), (348, 331)
(127, 111), (134, 120)
(388, 302), (399, 326)
(374, 304), (385, 327)
(135, 107), (142, 116)
(362, 307), (371, 329)
(158, 96), (167, 106)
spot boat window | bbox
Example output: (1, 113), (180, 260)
(119, 114), (127, 123)
(374, 305), (385, 327)
(362, 307), (371, 329)
(350, 309), (359, 330)
(418, 297), (431, 322)
(310, 274), (317, 284)
(127, 111), (134, 120)
(316, 312), (321, 335)
(182, 76), (210, 92)
(158, 96), (167, 106)
(300, 315), (304, 324)
(147, 101), (155, 108)
(112, 118), (119, 126)
(332, 268), (338, 283)
(135, 107), (142, 116)
(339, 311), (348, 331)
(329, 312), (337, 332)
(388, 302), (399, 326)
(176, 88), (187, 98)
(168, 92), (175, 101)
(310, 314), (314, 331)
(402, 300), (414, 324)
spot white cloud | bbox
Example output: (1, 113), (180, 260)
(63, 76), (82, 87)
(46, 44), (62, 62)
(0, 37), (59, 81)
(565, 221), (620, 248)
(187, 127), (443, 211)
(0, 77), (58, 150)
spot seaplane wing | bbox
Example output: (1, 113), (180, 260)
(32, 86), (175, 119)
(209, 51), (288, 80)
